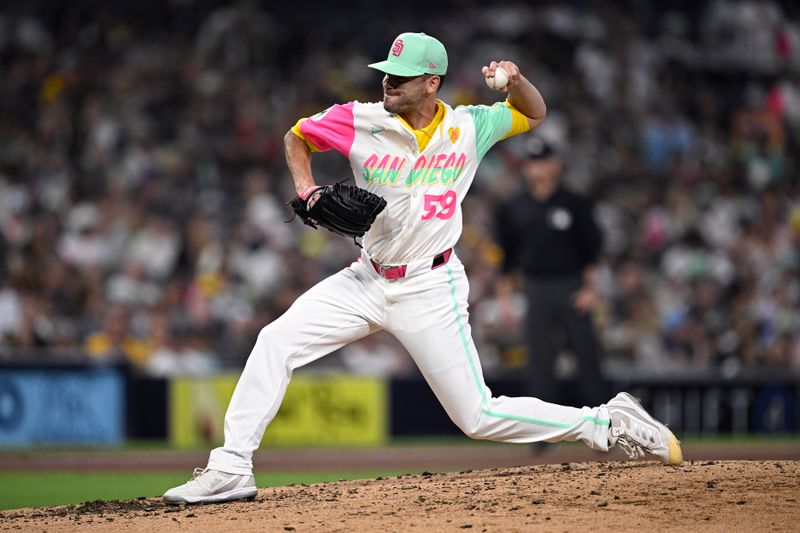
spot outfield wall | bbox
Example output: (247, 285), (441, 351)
(0, 364), (797, 447)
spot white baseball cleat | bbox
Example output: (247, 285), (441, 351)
(163, 468), (258, 504)
(607, 392), (683, 465)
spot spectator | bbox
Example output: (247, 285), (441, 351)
(84, 305), (151, 368)
(145, 318), (220, 377)
(0, 0), (797, 376)
(125, 214), (181, 281)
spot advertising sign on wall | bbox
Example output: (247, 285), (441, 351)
(0, 368), (124, 446)
(170, 372), (387, 448)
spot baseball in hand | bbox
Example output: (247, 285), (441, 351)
(485, 67), (509, 91)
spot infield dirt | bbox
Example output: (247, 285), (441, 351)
(1, 460), (797, 532)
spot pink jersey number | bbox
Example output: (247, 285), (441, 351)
(421, 190), (457, 220)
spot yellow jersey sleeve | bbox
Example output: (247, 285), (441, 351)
(290, 118), (322, 152)
(501, 100), (532, 140)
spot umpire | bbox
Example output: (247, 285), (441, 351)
(495, 138), (607, 407)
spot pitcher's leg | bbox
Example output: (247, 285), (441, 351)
(389, 262), (610, 451)
(419, 355), (610, 448)
(208, 266), (382, 474)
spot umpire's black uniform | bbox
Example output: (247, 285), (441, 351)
(495, 139), (607, 407)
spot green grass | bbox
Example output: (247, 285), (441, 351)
(2, 434), (795, 454)
(1, 434), (797, 510)
(0, 470), (407, 511)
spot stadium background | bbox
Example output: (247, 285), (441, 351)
(1, 0), (799, 511)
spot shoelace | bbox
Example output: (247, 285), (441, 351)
(615, 435), (645, 460)
(191, 467), (207, 480)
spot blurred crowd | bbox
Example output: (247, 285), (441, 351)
(0, 0), (798, 377)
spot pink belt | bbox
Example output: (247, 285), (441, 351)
(370, 248), (453, 280)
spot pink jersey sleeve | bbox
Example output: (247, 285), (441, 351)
(297, 102), (356, 157)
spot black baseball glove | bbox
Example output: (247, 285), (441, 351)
(289, 182), (387, 245)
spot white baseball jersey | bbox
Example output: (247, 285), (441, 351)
(293, 99), (528, 264)
(206, 98), (614, 476)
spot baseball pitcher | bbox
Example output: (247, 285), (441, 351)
(164, 32), (682, 505)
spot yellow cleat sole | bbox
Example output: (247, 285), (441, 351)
(667, 435), (683, 465)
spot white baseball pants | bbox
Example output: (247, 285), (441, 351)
(208, 252), (611, 475)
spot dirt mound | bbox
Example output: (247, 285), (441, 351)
(1, 460), (797, 532)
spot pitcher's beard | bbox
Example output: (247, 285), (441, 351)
(383, 95), (410, 115)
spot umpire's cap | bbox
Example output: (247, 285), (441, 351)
(525, 137), (557, 160)
(368, 32), (448, 76)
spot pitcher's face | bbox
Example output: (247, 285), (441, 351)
(382, 74), (438, 114)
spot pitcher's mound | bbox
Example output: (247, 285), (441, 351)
(2, 460), (797, 532)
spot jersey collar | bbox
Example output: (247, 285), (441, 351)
(394, 99), (447, 152)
